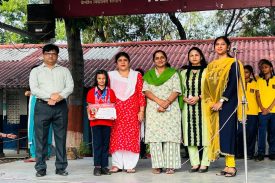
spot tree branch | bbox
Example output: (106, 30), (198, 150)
(225, 9), (236, 36)
(0, 21), (38, 40)
(168, 12), (186, 40)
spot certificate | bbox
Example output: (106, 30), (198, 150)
(88, 103), (116, 120)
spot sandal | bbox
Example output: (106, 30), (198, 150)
(152, 168), (162, 174)
(166, 168), (175, 174)
(216, 166), (228, 176)
(126, 169), (136, 173)
(189, 165), (200, 173)
(109, 166), (122, 173)
(23, 158), (36, 163)
(225, 167), (237, 177)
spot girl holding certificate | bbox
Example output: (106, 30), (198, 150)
(86, 70), (116, 176)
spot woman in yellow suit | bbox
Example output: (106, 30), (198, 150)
(203, 36), (245, 177)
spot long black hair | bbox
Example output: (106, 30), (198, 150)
(259, 59), (275, 78)
(244, 65), (257, 81)
(184, 47), (207, 100)
(186, 47), (207, 67)
(93, 69), (109, 87)
(214, 36), (233, 58)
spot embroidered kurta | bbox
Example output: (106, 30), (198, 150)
(181, 69), (208, 146)
(109, 72), (146, 154)
(143, 72), (182, 143)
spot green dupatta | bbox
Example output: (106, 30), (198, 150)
(143, 67), (183, 109)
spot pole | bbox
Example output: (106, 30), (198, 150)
(233, 48), (248, 183)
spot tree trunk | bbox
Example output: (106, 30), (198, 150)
(64, 18), (84, 149)
(168, 13), (187, 40)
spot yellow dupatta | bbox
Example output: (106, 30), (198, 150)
(203, 57), (245, 161)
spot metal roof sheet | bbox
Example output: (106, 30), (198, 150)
(84, 47), (121, 60)
(0, 48), (38, 62)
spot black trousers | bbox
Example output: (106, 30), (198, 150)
(91, 125), (111, 168)
(237, 115), (258, 157)
(34, 100), (68, 172)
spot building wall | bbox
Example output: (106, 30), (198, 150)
(3, 89), (28, 149)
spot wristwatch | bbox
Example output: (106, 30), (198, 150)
(219, 98), (225, 103)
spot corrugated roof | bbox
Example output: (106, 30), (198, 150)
(84, 47), (121, 60)
(0, 48), (38, 62)
(0, 37), (275, 88)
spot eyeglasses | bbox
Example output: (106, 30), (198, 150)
(44, 52), (58, 56)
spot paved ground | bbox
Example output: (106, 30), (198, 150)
(0, 150), (275, 183)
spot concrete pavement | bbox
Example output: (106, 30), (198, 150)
(0, 153), (275, 183)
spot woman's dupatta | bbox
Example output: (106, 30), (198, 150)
(143, 67), (183, 109)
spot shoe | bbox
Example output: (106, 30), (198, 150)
(269, 154), (275, 160)
(101, 167), (111, 175)
(189, 166), (200, 173)
(165, 168), (175, 174)
(225, 167), (237, 177)
(198, 166), (208, 173)
(216, 167), (228, 176)
(109, 166), (122, 173)
(36, 170), (46, 177)
(126, 169), (136, 173)
(55, 169), (68, 176)
(93, 167), (101, 176)
(255, 155), (264, 161)
(152, 168), (162, 174)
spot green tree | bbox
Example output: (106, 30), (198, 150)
(216, 8), (275, 37)
(0, 0), (29, 43)
(0, 0), (66, 43)
(82, 14), (180, 43)
(0, 0), (8, 5)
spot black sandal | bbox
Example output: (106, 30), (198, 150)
(225, 167), (237, 177)
(216, 166), (228, 176)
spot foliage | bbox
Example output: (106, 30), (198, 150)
(0, 0), (8, 5)
(215, 8), (275, 37)
(0, 0), (28, 43)
(0, 0), (66, 43)
(82, 14), (178, 43)
(55, 19), (66, 42)
(179, 11), (219, 39)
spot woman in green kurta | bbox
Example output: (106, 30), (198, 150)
(181, 47), (209, 173)
(143, 50), (182, 174)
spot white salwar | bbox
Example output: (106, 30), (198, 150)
(112, 150), (139, 169)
